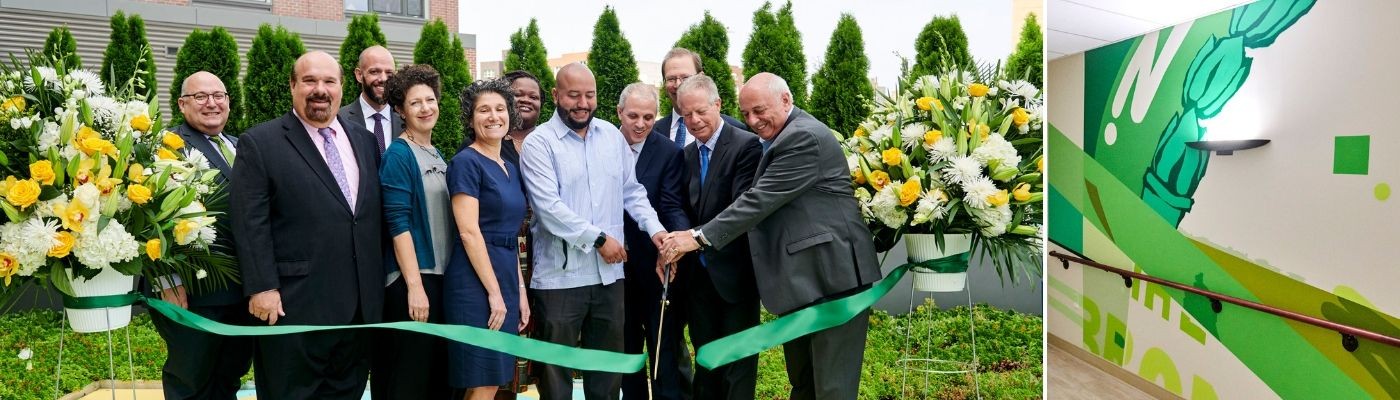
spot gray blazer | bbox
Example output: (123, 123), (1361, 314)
(338, 100), (404, 141)
(700, 108), (882, 315)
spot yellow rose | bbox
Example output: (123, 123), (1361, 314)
(932, 98), (944, 111)
(923, 130), (942, 146)
(868, 170), (891, 191)
(130, 114), (152, 132)
(852, 168), (866, 185)
(127, 184), (152, 204)
(29, 160), (55, 186)
(157, 148), (178, 161)
(1013, 183), (1032, 201)
(53, 200), (90, 232)
(1012, 107), (1030, 126)
(80, 137), (117, 157)
(854, 127), (867, 138)
(987, 189), (1010, 207)
(0, 252), (17, 286)
(49, 231), (76, 258)
(898, 179), (921, 207)
(128, 163), (146, 184)
(73, 126), (99, 148)
(146, 239), (162, 261)
(174, 219), (199, 245)
(916, 97), (935, 111)
(162, 132), (184, 150)
(1, 96), (24, 112)
(4, 178), (39, 210)
(881, 148), (903, 166)
(968, 83), (990, 97)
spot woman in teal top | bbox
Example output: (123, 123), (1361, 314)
(374, 64), (451, 399)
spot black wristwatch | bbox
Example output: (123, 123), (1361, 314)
(593, 232), (608, 249)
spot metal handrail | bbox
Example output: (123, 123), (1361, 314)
(1049, 250), (1400, 351)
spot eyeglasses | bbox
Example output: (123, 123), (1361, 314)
(179, 92), (228, 103)
(664, 75), (693, 84)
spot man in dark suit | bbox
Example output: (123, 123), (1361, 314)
(616, 82), (692, 400)
(230, 51), (384, 400)
(337, 45), (402, 156)
(148, 71), (253, 400)
(655, 48), (746, 147)
(674, 74), (763, 399)
(661, 73), (882, 400)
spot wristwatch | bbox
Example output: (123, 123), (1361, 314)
(690, 229), (711, 248)
(593, 232), (608, 249)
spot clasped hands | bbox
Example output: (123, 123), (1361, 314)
(652, 231), (701, 284)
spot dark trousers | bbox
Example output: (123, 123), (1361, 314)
(254, 317), (372, 399)
(783, 308), (871, 400)
(150, 302), (255, 400)
(372, 274), (450, 400)
(685, 268), (759, 400)
(530, 281), (626, 400)
(622, 263), (691, 400)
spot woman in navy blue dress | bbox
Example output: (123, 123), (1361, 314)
(445, 79), (529, 399)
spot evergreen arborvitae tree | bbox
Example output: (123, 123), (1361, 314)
(587, 6), (640, 125)
(245, 24), (306, 129)
(506, 19), (555, 121)
(912, 15), (974, 77)
(414, 19), (472, 151)
(675, 12), (738, 116)
(1005, 13), (1044, 88)
(810, 14), (874, 137)
(101, 12), (158, 100)
(170, 27), (243, 134)
(743, 1), (808, 108)
(339, 14), (388, 106)
(43, 26), (82, 70)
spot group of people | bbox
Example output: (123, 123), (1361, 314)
(150, 43), (882, 400)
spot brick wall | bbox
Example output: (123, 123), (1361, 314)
(273, 0), (343, 21)
(465, 47), (476, 80)
(430, 0), (458, 33)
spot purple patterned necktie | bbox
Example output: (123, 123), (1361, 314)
(317, 127), (354, 204)
(372, 113), (386, 155)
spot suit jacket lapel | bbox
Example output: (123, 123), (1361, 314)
(390, 111), (405, 136)
(282, 114), (352, 214)
(177, 123), (232, 177)
(758, 108), (805, 175)
(344, 117), (378, 216)
(698, 125), (734, 212)
(636, 133), (661, 175)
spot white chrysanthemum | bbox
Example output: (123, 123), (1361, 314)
(85, 95), (121, 129)
(869, 125), (892, 143)
(971, 204), (1013, 237)
(972, 134), (1022, 168)
(942, 156), (985, 186)
(900, 123), (926, 149)
(0, 219), (59, 275)
(23, 67), (60, 92)
(37, 121), (61, 151)
(73, 220), (140, 270)
(911, 190), (949, 225)
(73, 183), (100, 210)
(869, 185), (907, 228)
(999, 80), (1039, 100)
(65, 70), (105, 96)
(962, 177), (999, 209)
(190, 225), (217, 248)
(928, 137), (957, 163)
(185, 150), (211, 171)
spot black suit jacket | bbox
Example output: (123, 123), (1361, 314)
(230, 112), (384, 325)
(653, 112), (748, 146)
(174, 123), (242, 307)
(684, 123), (763, 303)
(338, 101), (404, 149)
(623, 132), (691, 272)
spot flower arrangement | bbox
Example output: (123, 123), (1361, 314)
(0, 50), (235, 307)
(840, 67), (1044, 281)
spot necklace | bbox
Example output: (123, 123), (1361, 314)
(403, 134), (440, 159)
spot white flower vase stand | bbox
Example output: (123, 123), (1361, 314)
(55, 267), (141, 400)
(898, 233), (982, 399)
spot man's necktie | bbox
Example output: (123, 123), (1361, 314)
(674, 117), (688, 146)
(698, 144), (711, 268)
(317, 127), (354, 204)
(210, 135), (235, 167)
(762, 140), (771, 154)
(371, 113), (386, 155)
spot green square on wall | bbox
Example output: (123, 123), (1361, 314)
(1334, 135), (1370, 175)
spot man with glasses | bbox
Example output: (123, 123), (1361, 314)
(149, 71), (253, 400)
(654, 48), (746, 148)
(338, 45), (402, 157)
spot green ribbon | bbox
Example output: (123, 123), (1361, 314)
(62, 292), (142, 309)
(694, 263), (916, 369)
(909, 252), (971, 273)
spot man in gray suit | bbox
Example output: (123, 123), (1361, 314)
(337, 45), (402, 156)
(660, 72), (881, 400)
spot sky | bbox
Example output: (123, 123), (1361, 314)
(460, 0), (1025, 90)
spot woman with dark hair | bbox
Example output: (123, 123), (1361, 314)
(373, 63), (452, 399)
(444, 79), (529, 400)
(501, 70), (543, 167)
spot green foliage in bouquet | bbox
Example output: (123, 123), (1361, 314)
(588, 6), (640, 126)
(101, 12), (159, 102)
(414, 19), (473, 152)
(42, 26), (82, 71)
(810, 13), (874, 139)
(743, 1), (808, 109)
(672, 12), (738, 116)
(0, 49), (237, 309)
(170, 28), (243, 135)
(339, 14), (388, 107)
(1006, 14), (1044, 88)
(839, 64), (1044, 283)
(245, 24), (306, 129)
(506, 19), (555, 122)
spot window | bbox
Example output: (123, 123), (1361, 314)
(345, 0), (424, 18)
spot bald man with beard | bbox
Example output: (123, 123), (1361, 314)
(339, 45), (403, 156)
(231, 51), (385, 399)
